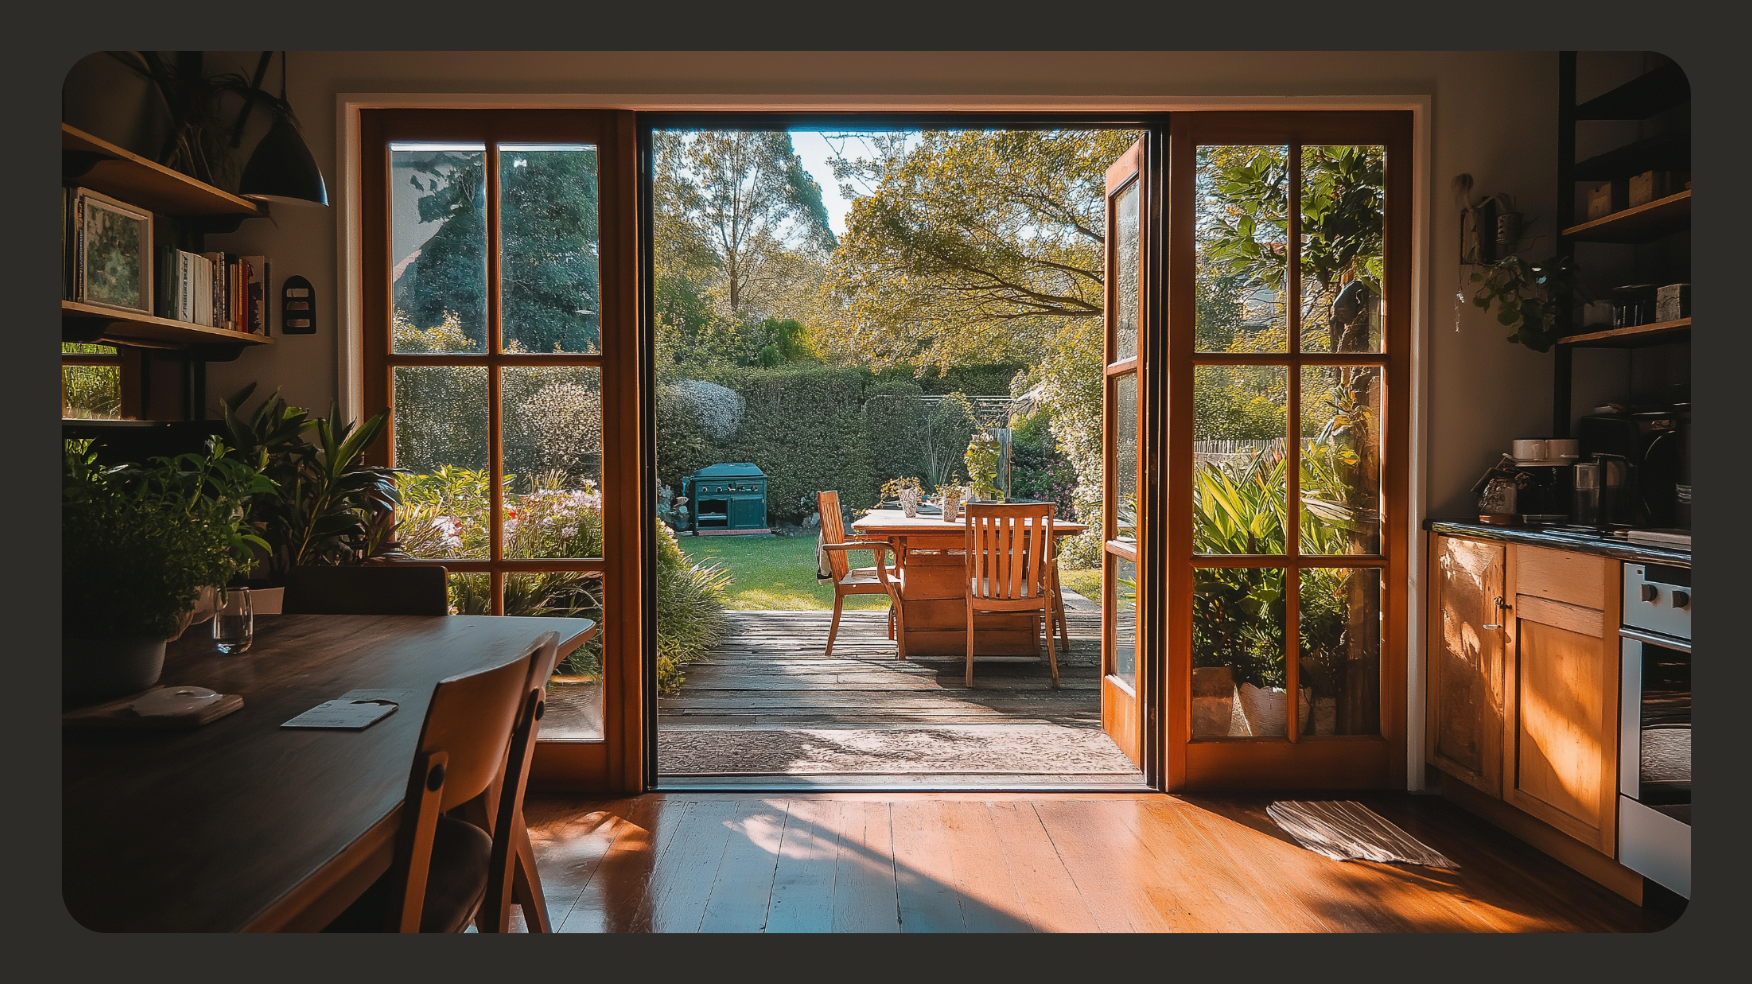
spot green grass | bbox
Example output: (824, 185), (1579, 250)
(680, 532), (1105, 612)
(1058, 567), (1101, 603)
(678, 532), (891, 611)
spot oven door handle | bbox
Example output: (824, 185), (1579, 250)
(1620, 624), (1690, 653)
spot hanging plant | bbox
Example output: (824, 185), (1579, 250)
(1469, 254), (1583, 353)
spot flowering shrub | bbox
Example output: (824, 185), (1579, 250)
(393, 467), (725, 690)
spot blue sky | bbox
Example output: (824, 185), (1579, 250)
(789, 130), (855, 237)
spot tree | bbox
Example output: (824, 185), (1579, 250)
(652, 130), (837, 371)
(394, 146), (602, 354)
(813, 128), (1140, 525)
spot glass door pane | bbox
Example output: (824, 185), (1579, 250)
(497, 143), (601, 354)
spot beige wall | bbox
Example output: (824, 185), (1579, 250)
(199, 49), (1560, 520)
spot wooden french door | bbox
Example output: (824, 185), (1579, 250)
(1101, 138), (1151, 770)
(1165, 112), (1411, 790)
(359, 109), (644, 792)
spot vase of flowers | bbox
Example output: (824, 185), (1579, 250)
(62, 438), (271, 706)
(937, 484), (965, 522)
(881, 476), (923, 518)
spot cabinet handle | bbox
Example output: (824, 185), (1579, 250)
(1483, 595), (1508, 630)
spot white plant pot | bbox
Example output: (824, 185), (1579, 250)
(1190, 666), (1236, 737)
(1237, 683), (1312, 738)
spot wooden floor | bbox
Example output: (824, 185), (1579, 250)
(521, 790), (1673, 933)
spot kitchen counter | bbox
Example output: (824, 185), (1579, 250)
(1423, 519), (1691, 567)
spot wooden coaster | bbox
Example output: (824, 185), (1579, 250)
(63, 687), (245, 729)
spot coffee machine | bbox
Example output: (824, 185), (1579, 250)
(1577, 402), (1691, 529)
(1509, 439), (1578, 525)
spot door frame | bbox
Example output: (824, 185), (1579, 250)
(337, 94), (1430, 794)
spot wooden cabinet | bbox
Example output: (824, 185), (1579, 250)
(1503, 545), (1621, 856)
(1427, 535), (1506, 797)
(1427, 535), (1622, 858)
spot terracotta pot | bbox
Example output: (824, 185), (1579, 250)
(940, 492), (963, 522)
(1191, 666), (1236, 737)
(1313, 696), (1338, 736)
(63, 635), (167, 707)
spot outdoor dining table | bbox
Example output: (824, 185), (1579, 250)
(850, 507), (1088, 658)
(61, 613), (596, 933)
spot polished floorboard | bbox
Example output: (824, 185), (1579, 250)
(521, 790), (1671, 933)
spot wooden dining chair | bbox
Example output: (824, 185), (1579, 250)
(283, 564), (450, 616)
(475, 629), (564, 933)
(963, 501), (1061, 689)
(817, 490), (906, 659)
(324, 637), (538, 932)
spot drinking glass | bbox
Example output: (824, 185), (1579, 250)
(213, 587), (253, 655)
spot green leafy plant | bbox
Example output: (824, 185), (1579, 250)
(964, 431), (1001, 500)
(1470, 254), (1582, 353)
(218, 385), (398, 582)
(655, 520), (732, 695)
(63, 438), (273, 639)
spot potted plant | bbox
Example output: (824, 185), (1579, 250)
(62, 438), (272, 706)
(217, 385), (398, 610)
(1470, 254), (1583, 353)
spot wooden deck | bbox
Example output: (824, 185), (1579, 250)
(657, 606), (1142, 784)
(660, 608), (1104, 728)
(522, 790), (1676, 932)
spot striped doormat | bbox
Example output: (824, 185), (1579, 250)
(1266, 801), (1458, 868)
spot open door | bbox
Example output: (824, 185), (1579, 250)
(1101, 139), (1148, 767)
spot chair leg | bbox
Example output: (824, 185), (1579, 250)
(1045, 604), (1061, 689)
(1051, 568), (1070, 653)
(511, 817), (553, 932)
(889, 594), (907, 661)
(965, 600), (976, 689)
(826, 593), (845, 657)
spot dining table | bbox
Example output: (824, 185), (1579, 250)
(62, 613), (596, 933)
(850, 507), (1088, 658)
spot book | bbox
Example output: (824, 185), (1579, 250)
(202, 251), (224, 328)
(240, 255), (267, 334)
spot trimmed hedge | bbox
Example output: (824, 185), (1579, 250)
(657, 363), (1022, 524)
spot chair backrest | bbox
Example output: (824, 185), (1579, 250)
(964, 502), (1055, 603)
(817, 491), (849, 582)
(283, 564), (450, 616)
(386, 639), (537, 931)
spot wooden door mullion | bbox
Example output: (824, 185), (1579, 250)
(1284, 139), (1303, 742)
(486, 141), (506, 614)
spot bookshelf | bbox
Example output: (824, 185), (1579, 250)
(62, 123), (275, 422)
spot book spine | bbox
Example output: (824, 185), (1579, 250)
(73, 193), (86, 304)
(242, 256), (265, 335)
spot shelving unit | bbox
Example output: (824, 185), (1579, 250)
(1552, 52), (1691, 437)
(61, 123), (275, 421)
(63, 300), (276, 351)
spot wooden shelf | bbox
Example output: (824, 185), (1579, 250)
(1573, 132), (1689, 183)
(1574, 61), (1689, 121)
(1562, 190), (1690, 243)
(62, 124), (268, 219)
(1558, 318), (1690, 348)
(63, 300), (275, 350)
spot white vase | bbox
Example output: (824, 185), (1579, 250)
(899, 489), (919, 518)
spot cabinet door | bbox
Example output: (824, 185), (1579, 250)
(1504, 546), (1621, 855)
(1427, 534), (1506, 796)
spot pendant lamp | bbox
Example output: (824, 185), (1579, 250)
(239, 52), (328, 206)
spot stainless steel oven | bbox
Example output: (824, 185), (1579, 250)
(1619, 562), (1690, 898)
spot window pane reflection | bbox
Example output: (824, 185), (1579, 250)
(1195, 145), (1289, 353)
(1299, 568), (1382, 736)
(502, 366), (604, 559)
(393, 365), (489, 560)
(1194, 366), (1287, 555)
(1300, 365), (1382, 555)
(390, 143), (488, 354)
(1193, 567), (1288, 737)
(1299, 145), (1385, 354)
(498, 144), (601, 355)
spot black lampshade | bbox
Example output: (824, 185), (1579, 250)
(240, 115), (329, 206)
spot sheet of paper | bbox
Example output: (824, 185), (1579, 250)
(281, 697), (401, 730)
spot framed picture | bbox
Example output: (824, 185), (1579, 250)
(74, 188), (153, 315)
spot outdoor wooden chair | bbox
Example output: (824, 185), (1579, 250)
(963, 501), (1061, 689)
(324, 634), (538, 932)
(283, 564), (450, 616)
(817, 490), (906, 659)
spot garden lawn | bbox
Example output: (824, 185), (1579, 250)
(679, 532), (890, 611)
(1057, 567), (1101, 604)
